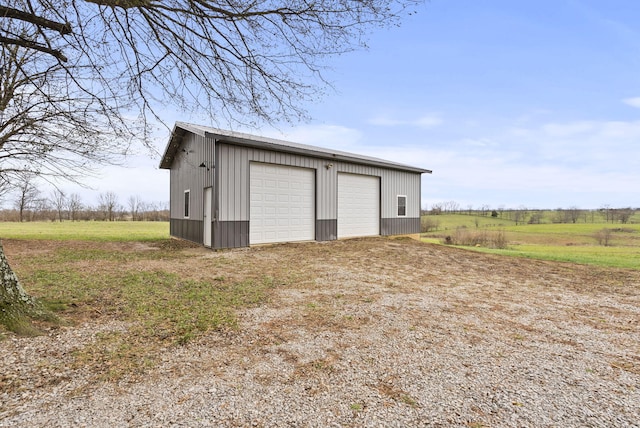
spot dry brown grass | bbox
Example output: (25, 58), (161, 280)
(2, 236), (639, 408)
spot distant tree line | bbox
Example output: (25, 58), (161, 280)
(0, 173), (168, 222)
(423, 202), (637, 225)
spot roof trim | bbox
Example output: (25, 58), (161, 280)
(159, 122), (432, 174)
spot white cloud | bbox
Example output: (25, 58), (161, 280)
(622, 97), (640, 108)
(274, 124), (364, 149)
(414, 115), (444, 128)
(541, 121), (596, 137)
(368, 114), (442, 128)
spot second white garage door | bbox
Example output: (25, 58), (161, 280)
(250, 163), (315, 244)
(338, 173), (380, 238)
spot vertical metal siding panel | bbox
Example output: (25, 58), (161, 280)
(194, 134), (205, 222)
(381, 169), (389, 219)
(234, 146), (242, 221)
(330, 166), (337, 220)
(225, 145), (233, 221)
(318, 164), (325, 220)
(223, 145), (229, 221)
(226, 145), (234, 221)
(221, 222), (228, 247)
(218, 145), (226, 221)
(228, 146), (241, 222)
(218, 144), (252, 223)
(241, 148), (249, 221)
(224, 145), (232, 221)
(225, 146), (237, 221)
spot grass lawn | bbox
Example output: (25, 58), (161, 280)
(0, 221), (169, 241)
(471, 243), (640, 270)
(422, 214), (640, 270)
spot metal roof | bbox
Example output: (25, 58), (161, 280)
(159, 122), (432, 174)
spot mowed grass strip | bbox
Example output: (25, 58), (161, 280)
(0, 221), (169, 241)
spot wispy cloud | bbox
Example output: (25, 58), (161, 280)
(368, 114), (443, 128)
(623, 97), (640, 108)
(274, 124), (364, 149)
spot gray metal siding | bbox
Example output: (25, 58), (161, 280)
(170, 219), (204, 243)
(335, 163), (421, 219)
(217, 142), (421, 226)
(168, 133), (215, 241)
(170, 136), (422, 246)
(316, 219), (337, 241)
(218, 143), (338, 222)
(381, 218), (421, 235)
(213, 221), (249, 249)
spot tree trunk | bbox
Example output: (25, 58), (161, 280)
(0, 240), (41, 335)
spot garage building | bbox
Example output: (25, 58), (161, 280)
(159, 122), (431, 249)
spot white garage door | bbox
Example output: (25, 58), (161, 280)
(338, 173), (380, 238)
(250, 163), (315, 244)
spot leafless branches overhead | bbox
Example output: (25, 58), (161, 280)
(1, 0), (421, 183)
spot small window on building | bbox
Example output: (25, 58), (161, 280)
(184, 190), (190, 218)
(397, 195), (407, 217)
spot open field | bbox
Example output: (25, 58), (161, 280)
(1, 236), (639, 426)
(422, 214), (640, 269)
(0, 221), (169, 241)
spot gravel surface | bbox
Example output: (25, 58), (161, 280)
(1, 238), (639, 427)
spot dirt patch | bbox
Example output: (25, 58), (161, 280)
(1, 237), (639, 426)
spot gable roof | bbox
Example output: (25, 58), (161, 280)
(159, 122), (431, 174)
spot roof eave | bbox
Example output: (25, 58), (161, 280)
(158, 124), (187, 169)
(159, 122), (432, 174)
(206, 132), (431, 174)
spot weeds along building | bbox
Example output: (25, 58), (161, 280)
(159, 122), (431, 249)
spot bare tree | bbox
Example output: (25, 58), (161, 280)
(12, 173), (40, 222)
(567, 206), (582, 224)
(513, 205), (528, 225)
(430, 203), (443, 215)
(528, 211), (543, 224)
(2, 0), (422, 332)
(66, 193), (83, 221)
(50, 189), (66, 222)
(594, 228), (612, 247)
(601, 204), (612, 223)
(442, 200), (460, 213)
(98, 192), (118, 221)
(1, 1), (421, 149)
(127, 195), (142, 221)
(613, 208), (633, 224)
(0, 38), (131, 186)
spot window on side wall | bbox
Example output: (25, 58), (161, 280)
(397, 195), (407, 217)
(184, 190), (190, 218)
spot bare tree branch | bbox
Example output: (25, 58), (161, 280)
(0, 5), (71, 34)
(0, 35), (67, 61)
(1, 0), (423, 184)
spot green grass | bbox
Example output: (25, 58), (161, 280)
(22, 254), (272, 343)
(12, 245), (275, 379)
(422, 214), (640, 269)
(471, 244), (640, 270)
(0, 227), (276, 379)
(0, 221), (169, 241)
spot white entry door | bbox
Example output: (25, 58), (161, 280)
(250, 163), (315, 244)
(337, 173), (380, 238)
(203, 187), (212, 247)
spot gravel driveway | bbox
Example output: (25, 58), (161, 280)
(1, 237), (639, 427)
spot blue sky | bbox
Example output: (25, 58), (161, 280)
(62, 0), (640, 210)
